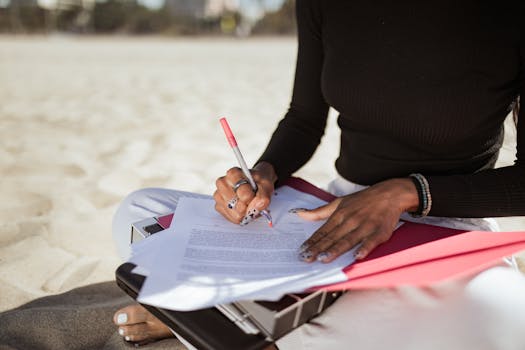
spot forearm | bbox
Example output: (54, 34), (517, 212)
(427, 82), (523, 217)
(258, 0), (329, 185)
(257, 108), (327, 184)
(427, 164), (525, 217)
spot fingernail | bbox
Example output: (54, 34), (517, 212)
(240, 217), (251, 226)
(240, 208), (259, 226)
(317, 252), (331, 262)
(299, 250), (313, 261)
(125, 336), (131, 341)
(256, 200), (266, 209)
(354, 250), (365, 260)
(118, 328), (125, 336)
(289, 208), (308, 214)
(227, 197), (238, 209)
(117, 313), (128, 325)
(299, 243), (309, 252)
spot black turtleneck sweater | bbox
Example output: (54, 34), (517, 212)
(258, 0), (525, 218)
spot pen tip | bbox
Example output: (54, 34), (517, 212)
(268, 222), (273, 228)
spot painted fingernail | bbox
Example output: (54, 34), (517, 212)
(299, 250), (313, 261)
(117, 313), (128, 325)
(125, 336), (131, 341)
(227, 197), (238, 209)
(118, 328), (125, 336)
(240, 208), (259, 226)
(354, 250), (365, 260)
(317, 252), (331, 262)
(299, 243), (309, 252)
(240, 217), (251, 226)
(289, 208), (308, 214)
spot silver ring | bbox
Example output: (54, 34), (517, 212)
(232, 179), (250, 193)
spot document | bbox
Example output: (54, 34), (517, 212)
(130, 186), (358, 311)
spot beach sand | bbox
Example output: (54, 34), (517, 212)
(0, 36), (524, 314)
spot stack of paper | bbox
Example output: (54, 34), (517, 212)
(129, 186), (358, 311)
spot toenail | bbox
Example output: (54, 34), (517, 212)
(117, 313), (128, 325)
(125, 336), (131, 341)
(118, 328), (124, 336)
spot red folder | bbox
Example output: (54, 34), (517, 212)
(158, 177), (525, 290)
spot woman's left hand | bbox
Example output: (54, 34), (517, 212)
(297, 178), (419, 263)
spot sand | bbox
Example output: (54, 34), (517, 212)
(0, 35), (524, 314)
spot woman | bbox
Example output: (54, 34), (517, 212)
(112, 1), (525, 348)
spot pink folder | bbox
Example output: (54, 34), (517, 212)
(283, 177), (525, 290)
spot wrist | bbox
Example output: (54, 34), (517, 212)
(253, 161), (278, 184)
(407, 173), (432, 217)
(380, 178), (419, 213)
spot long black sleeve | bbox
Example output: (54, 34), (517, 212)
(258, 0), (525, 218)
(427, 20), (525, 217)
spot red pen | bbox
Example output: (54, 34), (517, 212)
(220, 117), (273, 228)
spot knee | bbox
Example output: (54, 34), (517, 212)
(115, 187), (180, 221)
(125, 187), (159, 201)
(465, 267), (525, 325)
(112, 188), (165, 259)
(112, 188), (162, 224)
(119, 187), (162, 208)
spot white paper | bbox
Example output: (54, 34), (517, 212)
(133, 186), (356, 311)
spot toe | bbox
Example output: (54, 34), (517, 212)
(114, 304), (148, 325)
(118, 323), (151, 343)
(114, 304), (174, 343)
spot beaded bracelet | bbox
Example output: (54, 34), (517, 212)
(408, 173), (432, 217)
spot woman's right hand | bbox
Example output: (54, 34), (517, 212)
(213, 161), (277, 225)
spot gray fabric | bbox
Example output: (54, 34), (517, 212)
(0, 282), (185, 350)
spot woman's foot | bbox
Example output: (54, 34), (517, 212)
(113, 304), (174, 344)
